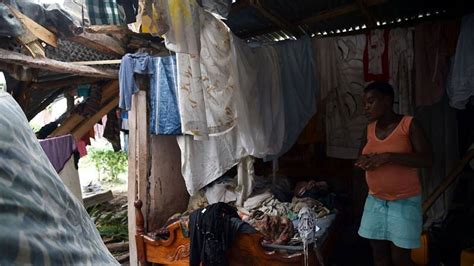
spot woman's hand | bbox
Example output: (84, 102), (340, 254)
(355, 153), (391, 171)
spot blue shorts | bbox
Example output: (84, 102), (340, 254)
(358, 194), (422, 249)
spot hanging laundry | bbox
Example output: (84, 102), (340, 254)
(266, 36), (318, 160)
(118, 53), (154, 111)
(156, 0), (201, 55)
(116, 0), (139, 24)
(104, 109), (121, 151)
(388, 28), (414, 115)
(236, 156), (255, 206)
(39, 134), (76, 173)
(152, 1), (238, 139)
(197, 0), (232, 19)
(447, 13), (474, 110)
(86, 0), (125, 25)
(150, 55), (182, 135)
(177, 127), (246, 195)
(316, 35), (368, 159)
(415, 20), (460, 107)
(363, 29), (390, 82)
(313, 37), (338, 103)
(231, 35), (285, 157)
(175, 11), (237, 139)
(136, 0), (168, 35)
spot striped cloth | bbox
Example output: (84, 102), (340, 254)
(87, 0), (124, 25)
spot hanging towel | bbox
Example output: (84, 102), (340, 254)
(447, 13), (474, 110)
(150, 55), (182, 135)
(39, 134), (76, 173)
(266, 36), (318, 160)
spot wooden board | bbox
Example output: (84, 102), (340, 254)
(128, 91), (149, 266)
(83, 190), (114, 208)
(7, 5), (57, 47)
(70, 32), (125, 56)
(71, 96), (119, 139)
(0, 48), (118, 79)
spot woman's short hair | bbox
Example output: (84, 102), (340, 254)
(364, 81), (395, 100)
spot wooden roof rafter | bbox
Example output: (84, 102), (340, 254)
(0, 48), (118, 79)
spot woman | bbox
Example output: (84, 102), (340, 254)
(355, 81), (432, 266)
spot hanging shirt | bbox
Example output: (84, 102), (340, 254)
(447, 13), (474, 110)
(363, 29), (390, 82)
(86, 0), (125, 25)
(150, 55), (182, 135)
(119, 53), (154, 111)
(39, 134), (76, 173)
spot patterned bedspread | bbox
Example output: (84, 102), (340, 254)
(0, 92), (118, 265)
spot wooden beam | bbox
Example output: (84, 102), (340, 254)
(26, 88), (65, 121)
(0, 48), (118, 79)
(83, 190), (114, 207)
(7, 5), (57, 48)
(31, 77), (102, 91)
(13, 81), (32, 113)
(84, 25), (131, 34)
(128, 92), (139, 266)
(297, 0), (386, 26)
(249, 0), (304, 37)
(70, 32), (126, 56)
(49, 80), (119, 137)
(71, 96), (119, 139)
(50, 114), (85, 137)
(71, 60), (122, 66)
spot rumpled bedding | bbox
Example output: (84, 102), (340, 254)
(0, 92), (118, 265)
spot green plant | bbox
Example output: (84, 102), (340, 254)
(87, 205), (128, 242)
(89, 148), (128, 181)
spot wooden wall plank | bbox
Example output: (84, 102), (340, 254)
(128, 90), (149, 266)
(128, 92), (139, 266)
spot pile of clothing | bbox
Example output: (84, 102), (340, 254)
(153, 176), (336, 252)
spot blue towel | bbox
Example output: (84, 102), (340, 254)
(150, 55), (182, 135)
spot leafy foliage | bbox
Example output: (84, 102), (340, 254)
(89, 148), (128, 181)
(87, 204), (128, 242)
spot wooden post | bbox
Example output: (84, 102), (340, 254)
(128, 89), (149, 266)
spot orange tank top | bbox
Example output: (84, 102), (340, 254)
(362, 116), (421, 200)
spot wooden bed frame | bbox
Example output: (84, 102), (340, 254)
(134, 200), (339, 265)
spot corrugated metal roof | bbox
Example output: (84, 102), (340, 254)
(225, 0), (474, 43)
